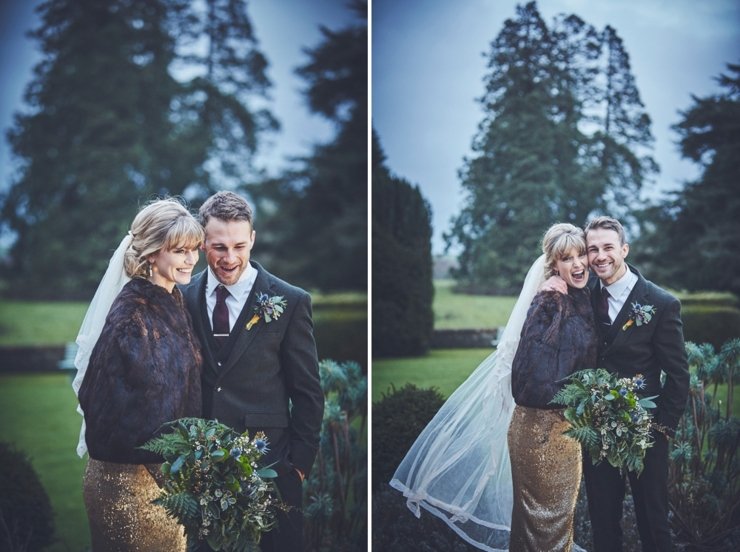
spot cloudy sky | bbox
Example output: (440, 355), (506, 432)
(373, 0), (740, 252)
(0, 0), (358, 193)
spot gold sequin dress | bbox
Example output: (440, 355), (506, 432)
(507, 407), (581, 551)
(507, 289), (597, 551)
(83, 459), (186, 551)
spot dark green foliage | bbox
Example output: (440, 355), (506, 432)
(304, 360), (367, 551)
(372, 133), (434, 357)
(1, 0), (275, 299)
(155, 492), (200, 521)
(0, 443), (55, 551)
(164, 0), (278, 192)
(248, 1), (367, 292)
(371, 384), (445, 492)
(2, 0), (190, 299)
(372, 384), (479, 550)
(633, 63), (740, 296)
(668, 339), (740, 549)
(681, 305), (740, 350)
(372, 486), (483, 552)
(446, 2), (655, 293)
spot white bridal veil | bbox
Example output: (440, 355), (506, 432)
(390, 254), (547, 552)
(71, 233), (132, 458)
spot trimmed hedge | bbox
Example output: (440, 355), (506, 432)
(681, 305), (740, 349)
(372, 384), (445, 491)
(0, 443), (55, 551)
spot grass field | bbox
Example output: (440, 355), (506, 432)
(0, 374), (89, 552)
(372, 348), (491, 402)
(433, 279), (516, 329)
(372, 348), (740, 417)
(0, 302), (89, 346)
(0, 293), (366, 348)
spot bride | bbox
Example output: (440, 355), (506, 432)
(390, 223), (596, 552)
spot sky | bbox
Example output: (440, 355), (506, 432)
(0, 0), (359, 195)
(373, 0), (740, 253)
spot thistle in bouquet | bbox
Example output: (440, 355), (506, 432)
(550, 369), (657, 475)
(141, 417), (284, 551)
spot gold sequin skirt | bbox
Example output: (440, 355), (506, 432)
(83, 458), (186, 552)
(507, 405), (581, 552)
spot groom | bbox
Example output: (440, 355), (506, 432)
(548, 216), (689, 551)
(182, 191), (324, 551)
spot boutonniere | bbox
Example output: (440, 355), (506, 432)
(622, 302), (656, 331)
(246, 292), (287, 330)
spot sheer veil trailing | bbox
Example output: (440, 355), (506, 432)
(71, 233), (132, 458)
(389, 254), (547, 551)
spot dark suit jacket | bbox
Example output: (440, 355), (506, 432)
(591, 265), (689, 433)
(181, 261), (324, 478)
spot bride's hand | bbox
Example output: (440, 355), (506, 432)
(540, 275), (567, 294)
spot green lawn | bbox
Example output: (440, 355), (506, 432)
(372, 348), (491, 402)
(0, 374), (89, 552)
(373, 349), (739, 418)
(0, 293), (366, 348)
(0, 302), (89, 346)
(433, 279), (516, 329)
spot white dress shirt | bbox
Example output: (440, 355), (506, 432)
(601, 267), (638, 324)
(205, 263), (258, 331)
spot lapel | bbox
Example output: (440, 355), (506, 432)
(189, 270), (220, 377)
(218, 262), (276, 380)
(602, 266), (649, 351)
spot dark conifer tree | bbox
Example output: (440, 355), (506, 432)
(633, 63), (740, 294)
(165, 0), (278, 194)
(372, 131), (434, 357)
(446, 2), (656, 292)
(249, 1), (367, 291)
(2, 0), (193, 298)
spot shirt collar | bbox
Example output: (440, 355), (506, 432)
(206, 263), (258, 301)
(602, 265), (637, 299)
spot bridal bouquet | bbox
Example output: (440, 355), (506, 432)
(141, 418), (282, 551)
(551, 369), (657, 475)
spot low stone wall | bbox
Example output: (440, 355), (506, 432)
(431, 328), (501, 349)
(0, 346), (66, 373)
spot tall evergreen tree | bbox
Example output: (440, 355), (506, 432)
(1, 0), (194, 298)
(633, 63), (740, 294)
(165, 0), (278, 194)
(248, 1), (367, 291)
(446, 2), (572, 293)
(446, 2), (656, 293)
(372, 131), (434, 357)
(595, 25), (658, 220)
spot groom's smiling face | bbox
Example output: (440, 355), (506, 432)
(203, 218), (256, 286)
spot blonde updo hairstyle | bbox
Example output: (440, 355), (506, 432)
(541, 223), (587, 279)
(123, 198), (204, 278)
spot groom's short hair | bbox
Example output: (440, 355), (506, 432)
(198, 191), (254, 228)
(585, 216), (626, 245)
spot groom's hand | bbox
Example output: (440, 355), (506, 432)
(540, 275), (567, 294)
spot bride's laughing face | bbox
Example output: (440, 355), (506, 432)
(555, 247), (589, 289)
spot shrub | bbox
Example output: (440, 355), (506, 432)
(372, 384), (477, 551)
(304, 360), (367, 551)
(681, 306), (740, 350)
(0, 443), (55, 551)
(668, 339), (740, 550)
(371, 384), (445, 491)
